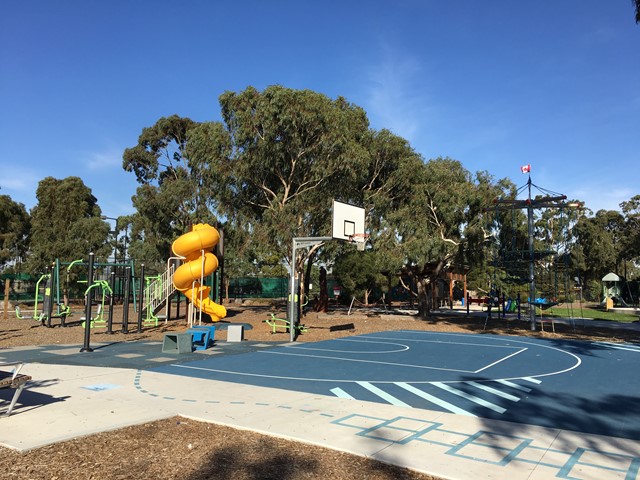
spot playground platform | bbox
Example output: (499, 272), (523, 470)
(1, 334), (639, 480)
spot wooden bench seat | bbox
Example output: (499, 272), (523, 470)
(1, 362), (32, 417)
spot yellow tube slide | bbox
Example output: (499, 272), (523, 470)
(172, 224), (227, 321)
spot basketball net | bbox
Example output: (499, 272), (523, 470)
(349, 233), (369, 251)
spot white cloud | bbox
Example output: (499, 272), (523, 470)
(568, 184), (633, 213)
(364, 45), (432, 142)
(83, 147), (124, 172)
(0, 163), (40, 208)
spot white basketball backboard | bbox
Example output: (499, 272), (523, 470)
(332, 200), (365, 241)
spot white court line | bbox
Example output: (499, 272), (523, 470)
(432, 382), (506, 414)
(473, 348), (528, 373)
(495, 379), (532, 392)
(262, 350), (474, 373)
(466, 381), (520, 401)
(330, 387), (355, 399)
(594, 342), (640, 353)
(357, 381), (412, 407)
(345, 335), (530, 375)
(397, 332), (583, 382)
(522, 377), (542, 384)
(287, 338), (409, 354)
(396, 382), (476, 416)
(354, 334), (523, 349)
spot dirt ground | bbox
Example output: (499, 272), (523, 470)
(1, 301), (638, 479)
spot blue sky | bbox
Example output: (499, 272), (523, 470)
(1, 0), (638, 218)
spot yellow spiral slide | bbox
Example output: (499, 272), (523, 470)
(171, 224), (227, 321)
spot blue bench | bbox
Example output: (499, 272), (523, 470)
(186, 326), (216, 350)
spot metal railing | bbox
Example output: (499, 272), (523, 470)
(143, 263), (176, 323)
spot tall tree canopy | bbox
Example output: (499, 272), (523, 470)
(121, 87), (509, 314)
(0, 195), (30, 270)
(27, 177), (110, 273)
(621, 195), (640, 266)
(213, 85), (370, 282)
(122, 115), (227, 271)
(570, 209), (624, 299)
(368, 157), (506, 317)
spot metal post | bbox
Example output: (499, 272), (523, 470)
(80, 252), (95, 352)
(122, 266), (131, 333)
(137, 264), (145, 333)
(45, 266), (54, 327)
(289, 239), (298, 343)
(107, 271), (116, 334)
(527, 178), (536, 331)
(288, 237), (333, 342)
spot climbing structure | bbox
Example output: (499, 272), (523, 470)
(489, 172), (580, 330)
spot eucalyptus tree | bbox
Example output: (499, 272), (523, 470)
(122, 115), (229, 271)
(0, 195), (30, 270)
(27, 177), (110, 273)
(213, 85), (370, 291)
(333, 250), (392, 305)
(621, 195), (640, 268)
(570, 210), (623, 299)
(373, 158), (505, 318)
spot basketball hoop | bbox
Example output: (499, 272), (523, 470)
(348, 233), (369, 251)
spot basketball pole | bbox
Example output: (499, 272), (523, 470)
(289, 237), (332, 342)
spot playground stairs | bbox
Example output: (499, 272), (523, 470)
(143, 265), (176, 326)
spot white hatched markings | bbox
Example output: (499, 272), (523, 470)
(332, 377), (541, 416)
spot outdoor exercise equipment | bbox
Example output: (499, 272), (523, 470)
(14, 274), (49, 321)
(263, 294), (309, 335)
(81, 280), (112, 329)
(263, 313), (308, 334)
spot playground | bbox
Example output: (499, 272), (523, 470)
(2, 298), (639, 348)
(2, 211), (640, 479)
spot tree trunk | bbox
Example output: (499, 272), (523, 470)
(315, 266), (329, 313)
(417, 278), (431, 319)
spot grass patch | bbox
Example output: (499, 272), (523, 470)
(537, 305), (639, 322)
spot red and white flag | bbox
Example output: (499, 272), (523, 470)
(520, 164), (531, 173)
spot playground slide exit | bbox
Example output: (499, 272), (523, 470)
(172, 224), (227, 321)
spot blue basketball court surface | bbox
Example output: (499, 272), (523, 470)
(151, 331), (640, 440)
